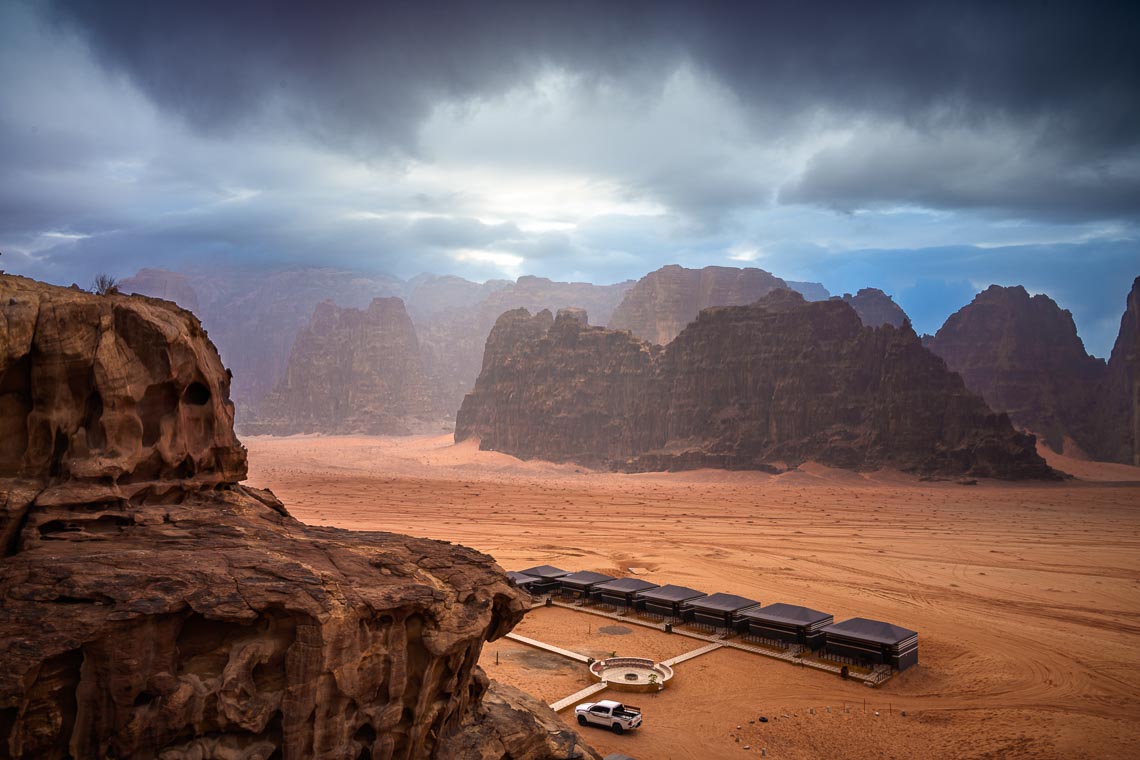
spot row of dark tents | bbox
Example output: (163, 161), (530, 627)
(508, 566), (918, 671)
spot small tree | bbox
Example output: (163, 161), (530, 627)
(92, 273), (120, 296)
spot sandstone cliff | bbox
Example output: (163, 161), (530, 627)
(246, 298), (439, 436)
(786, 281), (831, 301)
(121, 268), (405, 414)
(839, 288), (908, 328)
(457, 290), (1055, 479)
(416, 276), (633, 419)
(608, 264), (788, 345)
(925, 285), (1107, 453)
(1085, 277), (1140, 465)
(123, 268), (630, 429)
(0, 275), (592, 759)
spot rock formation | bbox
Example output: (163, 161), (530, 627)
(838, 288), (908, 328)
(0, 274), (591, 759)
(457, 290), (1056, 479)
(123, 268), (630, 429)
(1085, 277), (1140, 465)
(608, 264), (788, 345)
(121, 268), (405, 415)
(415, 276), (633, 419)
(246, 298), (439, 436)
(924, 285), (1107, 453)
(785, 281), (831, 301)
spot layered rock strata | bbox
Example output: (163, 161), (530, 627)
(925, 285), (1107, 453)
(607, 264), (789, 345)
(457, 290), (1055, 478)
(0, 275), (579, 759)
(839, 288), (908, 328)
(1086, 277), (1140, 465)
(247, 298), (438, 435)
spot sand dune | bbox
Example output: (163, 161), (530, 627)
(245, 435), (1140, 759)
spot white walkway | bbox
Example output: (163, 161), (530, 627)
(549, 682), (609, 712)
(504, 632), (592, 663)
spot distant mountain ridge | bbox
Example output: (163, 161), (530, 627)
(457, 290), (1055, 479)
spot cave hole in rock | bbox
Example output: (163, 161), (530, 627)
(140, 382), (179, 447)
(176, 613), (258, 679)
(48, 428), (69, 478)
(183, 381), (211, 406)
(38, 514), (132, 539)
(354, 723), (377, 760)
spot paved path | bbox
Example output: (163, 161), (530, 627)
(549, 682), (609, 712)
(504, 632), (592, 663)
(661, 642), (723, 666)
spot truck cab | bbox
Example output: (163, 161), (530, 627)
(574, 699), (643, 734)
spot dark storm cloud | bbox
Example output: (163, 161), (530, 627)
(44, 0), (1140, 222)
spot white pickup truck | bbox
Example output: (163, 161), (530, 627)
(574, 700), (643, 734)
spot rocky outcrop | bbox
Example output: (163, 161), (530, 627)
(122, 268), (405, 415)
(0, 275), (582, 759)
(416, 276), (633, 420)
(925, 285), (1106, 453)
(608, 264), (788, 345)
(1085, 277), (1140, 465)
(123, 268), (630, 429)
(786, 281), (831, 301)
(438, 682), (602, 760)
(838, 288), (908, 328)
(246, 298), (439, 436)
(457, 289), (1055, 478)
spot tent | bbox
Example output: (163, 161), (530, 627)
(516, 565), (569, 594)
(682, 593), (761, 628)
(557, 570), (615, 599)
(633, 584), (707, 618)
(735, 603), (833, 648)
(590, 577), (660, 607)
(820, 617), (918, 670)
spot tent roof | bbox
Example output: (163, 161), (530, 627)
(739, 603), (832, 626)
(506, 571), (541, 586)
(559, 570), (615, 586)
(822, 617), (917, 645)
(594, 578), (660, 594)
(517, 565), (568, 579)
(635, 584), (707, 603)
(688, 592), (761, 613)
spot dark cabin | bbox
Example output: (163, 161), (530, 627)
(682, 593), (761, 629)
(506, 571), (544, 595)
(557, 570), (615, 600)
(634, 584), (707, 618)
(590, 577), (660, 608)
(516, 565), (568, 595)
(820, 617), (919, 670)
(735, 603), (834, 649)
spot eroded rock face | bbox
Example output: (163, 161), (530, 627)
(1086, 277), (1140, 465)
(925, 285), (1107, 453)
(838, 288), (908, 328)
(457, 289), (1055, 478)
(0, 275), (246, 490)
(246, 298), (439, 436)
(416, 276), (633, 421)
(607, 264), (788, 345)
(121, 268), (405, 415)
(0, 275), (569, 759)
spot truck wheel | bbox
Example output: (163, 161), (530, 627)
(612, 723), (624, 735)
(577, 715), (587, 726)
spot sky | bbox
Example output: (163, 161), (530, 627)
(1, 0), (1137, 356)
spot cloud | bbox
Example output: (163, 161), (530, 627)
(38, 0), (1140, 224)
